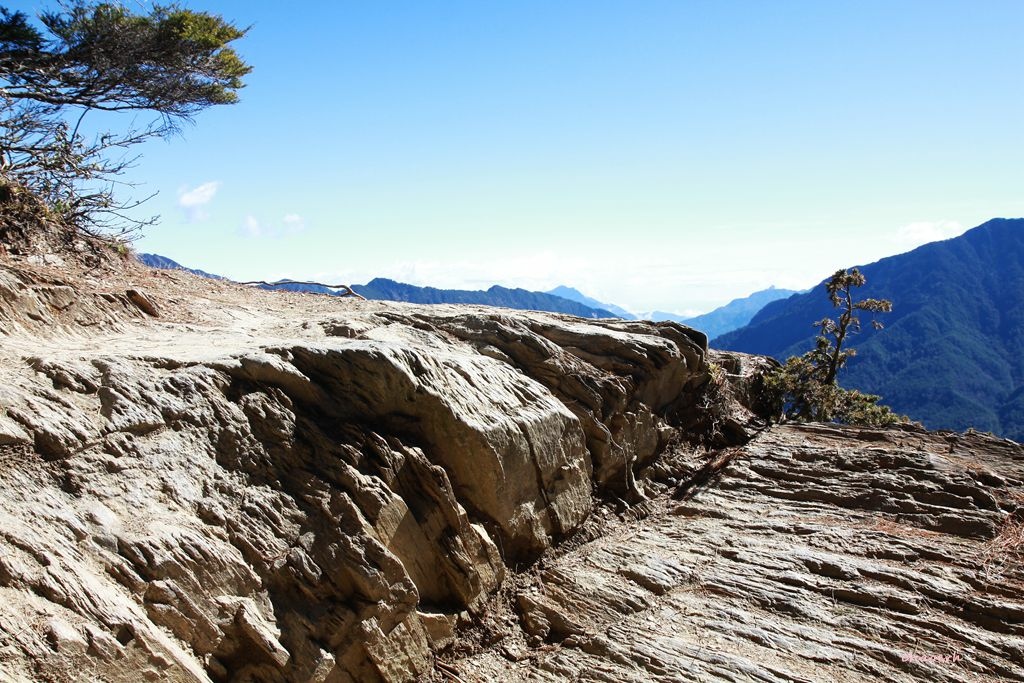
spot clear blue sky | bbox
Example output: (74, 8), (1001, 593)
(12, 1), (1024, 314)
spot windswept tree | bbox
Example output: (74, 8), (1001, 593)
(765, 268), (908, 426)
(0, 1), (250, 236)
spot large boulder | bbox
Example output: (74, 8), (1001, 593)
(0, 260), (712, 682)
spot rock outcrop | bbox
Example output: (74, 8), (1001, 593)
(0, 257), (1021, 683)
(0, 259), (713, 682)
(456, 424), (1024, 682)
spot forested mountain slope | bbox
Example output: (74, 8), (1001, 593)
(716, 218), (1024, 441)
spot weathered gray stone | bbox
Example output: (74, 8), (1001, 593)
(455, 424), (1024, 683)
(3, 256), (1021, 683)
(0, 258), (711, 682)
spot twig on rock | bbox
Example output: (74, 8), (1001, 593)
(672, 447), (741, 500)
(435, 660), (467, 682)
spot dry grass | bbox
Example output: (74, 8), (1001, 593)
(981, 513), (1024, 577)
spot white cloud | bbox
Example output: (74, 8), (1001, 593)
(178, 182), (220, 207)
(240, 214), (307, 239)
(177, 181), (221, 221)
(891, 220), (965, 249)
(242, 215), (262, 238)
(282, 214), (306, 233)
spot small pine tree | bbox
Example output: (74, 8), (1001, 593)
(0, 2), (251, 237)
(765, 268), (908, 426)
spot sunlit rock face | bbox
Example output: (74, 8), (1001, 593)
(0, 259), (712, 682)
(458, 423), (1024, 683)
(7, 257), (1019, 683)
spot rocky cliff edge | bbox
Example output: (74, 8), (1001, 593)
(0, 256), (1021, 682)
(0, 256), (726, 681)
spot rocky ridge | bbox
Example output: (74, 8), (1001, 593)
(0, 256), (1021, 682)
(0, 257), (722, 681)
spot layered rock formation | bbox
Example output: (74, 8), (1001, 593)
(0, 258), (714, 682)
(456, 424), (1024, 682)
(0, 256), (1021, 683)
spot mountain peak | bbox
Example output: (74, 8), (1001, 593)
(549, 285), (585, 298)
(715, 217), (1024, 441)
(661, 287), (798, 339)
(546, 285), (636, 320)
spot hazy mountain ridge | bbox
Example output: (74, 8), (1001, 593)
(715, 218), (1024, 441)
(136, 255), (618, 318)
(645, 310), (691, 324)
(681, 286), (799, 339)
(136, 253), (224, 280)
(353, 278), (618, 318)
(138, 255), (808, 334)
(638, 287), (799, 338)
(546, 285), (637, 319)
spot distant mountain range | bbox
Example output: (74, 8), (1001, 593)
(142, 219), (1024, 443)
(136, 253), (224, 280)
(653, 287), (799, 339)
(352, 278), (618, 318)
(135, 254), (618, 319)
(138, 253), (804, 337)
(715, 218), (1024, 442)
(546, 286), (637, 320)
(547, 284), (800, 339)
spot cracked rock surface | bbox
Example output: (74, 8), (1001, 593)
(1, 257), (1022, 683)
(452, 424), (1024, 682)
(0, 259), (711, 682)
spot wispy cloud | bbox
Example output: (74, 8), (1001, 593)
(282, 214), (306, 233)
(177, 181), (221, 221)
(891, 220), (965, 249)
(242, 215), (262, 237)
(240, 214), (307, 239)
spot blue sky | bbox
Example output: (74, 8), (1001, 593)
(11, 1), (1024, 314)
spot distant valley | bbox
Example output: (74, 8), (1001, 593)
(546, 284), (800, 338)
(653, 287), (800, 339)
(545, 286), (638, 320)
